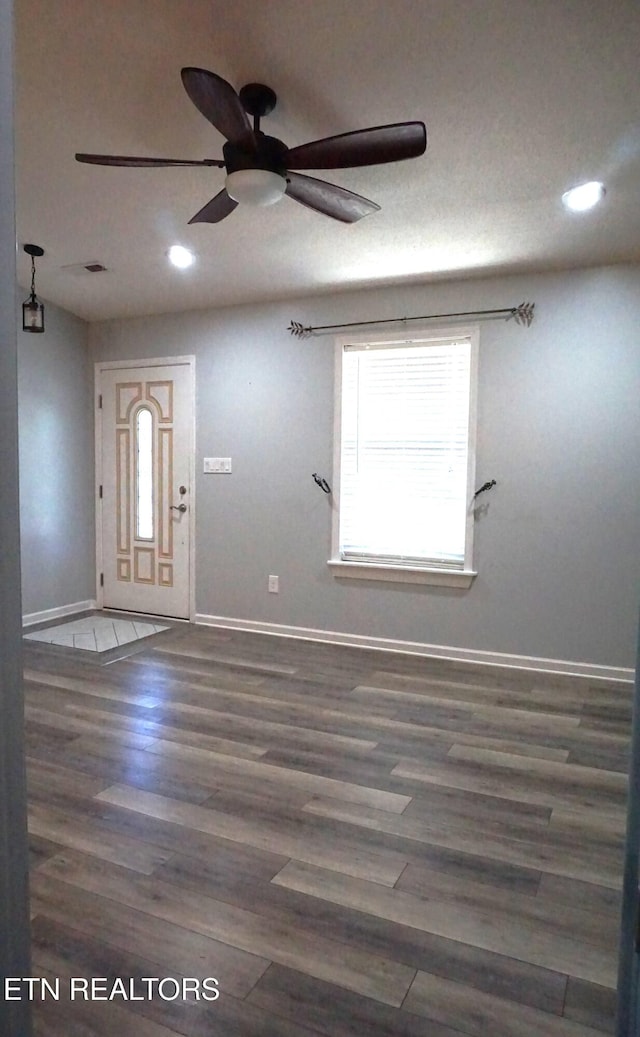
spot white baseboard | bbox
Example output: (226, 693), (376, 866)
(195, 613), (634, 684)
(23, 599), (97, 628)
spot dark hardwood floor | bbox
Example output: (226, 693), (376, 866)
(23, 620), (631, 1035)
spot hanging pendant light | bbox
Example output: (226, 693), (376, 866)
(22, 244), (45, 333)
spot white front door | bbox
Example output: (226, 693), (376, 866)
(97, 357), (195, 619)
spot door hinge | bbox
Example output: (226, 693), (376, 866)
(100, 573), (104, 588)
(99, 484), (103, 499)
(98, 394), (102, 409)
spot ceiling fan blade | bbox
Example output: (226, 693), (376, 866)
(285, 172), (379, 223)
(285, 122), (426, 170)
(188, 189), (238, 224)
(181, 67), (255, 151)
(75, 153), (225, 167)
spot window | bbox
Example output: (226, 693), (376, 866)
(331, 327), (478, 587)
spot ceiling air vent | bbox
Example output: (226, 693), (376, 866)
(61, 261), (108, 275)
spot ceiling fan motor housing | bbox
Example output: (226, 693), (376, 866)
(223, 134), (288, 177)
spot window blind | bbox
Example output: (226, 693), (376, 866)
(339, 337), (472, 568)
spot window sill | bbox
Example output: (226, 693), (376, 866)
(328, 560), (476, 588)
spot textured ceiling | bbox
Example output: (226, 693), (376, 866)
(14, 0), (640, 321)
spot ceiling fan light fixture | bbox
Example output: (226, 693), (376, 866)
(225, 168), (286, 207)
(561, 181), (606, 212)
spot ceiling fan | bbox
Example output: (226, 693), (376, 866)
(75, 67), (427, 225)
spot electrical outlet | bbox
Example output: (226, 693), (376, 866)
(268, 575), (279, 593)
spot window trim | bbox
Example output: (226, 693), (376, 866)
(330, 325), (479, 587)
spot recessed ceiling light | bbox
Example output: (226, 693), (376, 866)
(168, 245), (195, 269)
(561, 181), (606, 213)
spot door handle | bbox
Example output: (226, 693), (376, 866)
(170, 503), (187, 513)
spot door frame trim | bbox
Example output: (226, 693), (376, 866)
(94, 355), (196, 621)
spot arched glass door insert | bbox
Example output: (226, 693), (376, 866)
(135, 405), (154, 541)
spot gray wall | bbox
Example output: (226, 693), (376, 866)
(90, 263), (640, 670)
(19, 300), (95, 616)
(0, 0), (33, 1031)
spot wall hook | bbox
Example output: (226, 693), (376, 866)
(312, 473), (331, 494)
(474, 479), (496, 499)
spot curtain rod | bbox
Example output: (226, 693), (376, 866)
(288, 301), (535, 338)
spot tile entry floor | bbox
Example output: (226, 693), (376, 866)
(24, 615), (168, 653)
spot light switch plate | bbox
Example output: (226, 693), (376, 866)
(203, 457), (232, 474)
